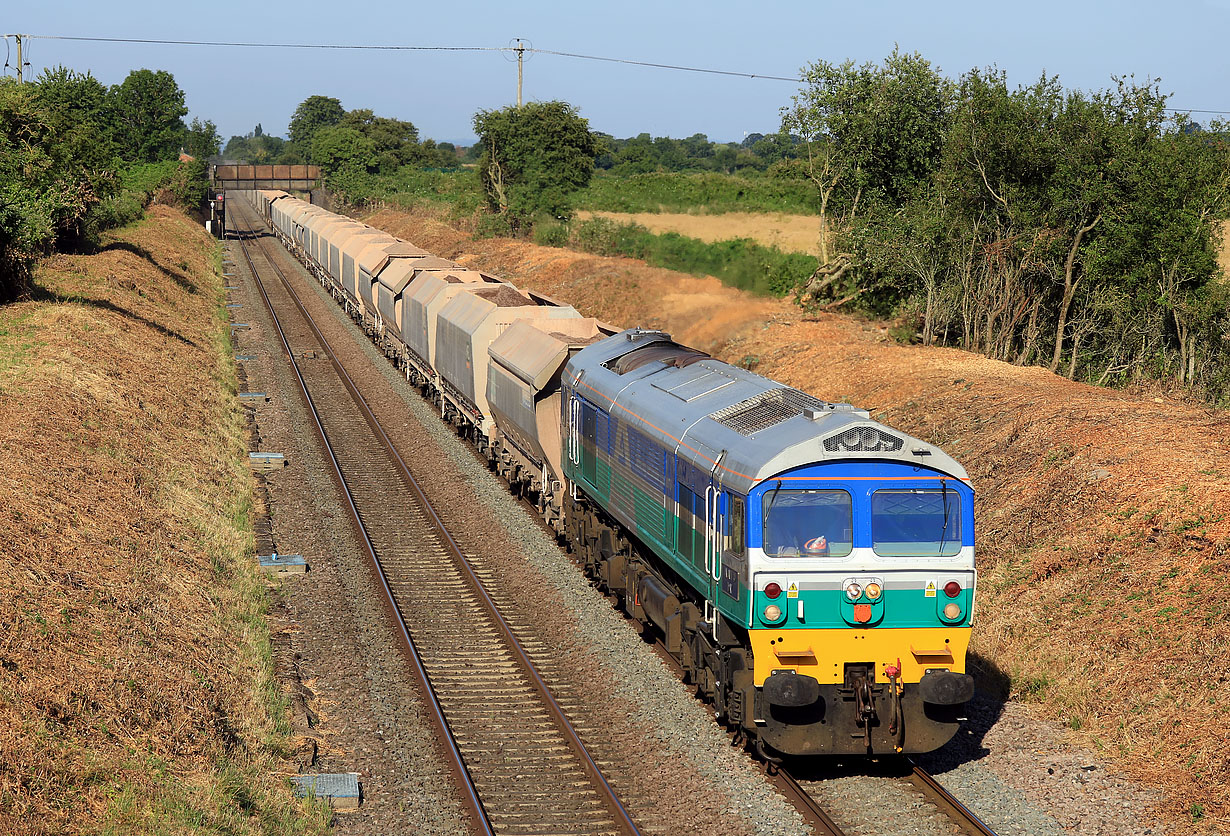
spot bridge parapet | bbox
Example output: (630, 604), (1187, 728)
(211, 164), (320, 190)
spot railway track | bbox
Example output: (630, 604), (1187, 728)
(230, 196), (999, 836)
(228, 199), (642, 836)
(782, 761), (997, 836)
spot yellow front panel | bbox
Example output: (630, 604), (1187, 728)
(748, 627), (971, 686)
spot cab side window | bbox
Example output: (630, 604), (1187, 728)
(727, 494), (745, 555)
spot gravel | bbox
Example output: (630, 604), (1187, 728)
(916, 694), (1164, 835)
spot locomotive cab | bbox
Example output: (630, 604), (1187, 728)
(744, 459), (976, 756)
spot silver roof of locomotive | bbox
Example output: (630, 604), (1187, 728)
(564, 328), (970, 495)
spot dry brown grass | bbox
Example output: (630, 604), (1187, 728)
(575, 210), (824, 256)
(0, 208), (328, 834)
(364, 205), (1230, 831)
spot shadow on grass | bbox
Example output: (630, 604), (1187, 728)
(30, 286), (198, 349)
(100, 241), (199, 295)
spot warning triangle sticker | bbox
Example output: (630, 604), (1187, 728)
(787, 582), (799, 599)
(925, 581), (937, 598)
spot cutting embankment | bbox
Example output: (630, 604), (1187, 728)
(0, 207), (327, 834)
(365, 206), (1230, 828)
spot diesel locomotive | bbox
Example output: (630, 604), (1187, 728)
(238, 189), (976, 757)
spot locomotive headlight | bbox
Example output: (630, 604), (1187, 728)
(943, 602), (962, 621)
(845, 582), (862, 601)
(763, 604), (783, 622)
(864, 582), (882, 600)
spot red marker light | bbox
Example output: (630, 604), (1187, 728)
(765, 583), (782, 599)
(944, 581), (962, 598)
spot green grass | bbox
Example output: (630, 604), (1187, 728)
(554, 216), (816, 296)
(574, 171), (821, 215)
(0, 306), (43, 384)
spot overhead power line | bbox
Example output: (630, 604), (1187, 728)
(29, 34), (503, 52)
(529, 47), (801, 82)
(11, 33), (1230, 115)
(24, 33), (801, 82)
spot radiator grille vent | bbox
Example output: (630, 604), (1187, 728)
(822, 426), (904, 453)
(709, 388), (828, 436)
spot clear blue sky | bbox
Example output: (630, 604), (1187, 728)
(7, 0), (1230, 146)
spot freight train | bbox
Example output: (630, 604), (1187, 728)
(236, 190), (977, 757)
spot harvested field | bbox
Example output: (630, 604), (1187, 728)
(576, 209), (823, 256)
(0, 207), (328, 834)
(364, 205), (1230, 832)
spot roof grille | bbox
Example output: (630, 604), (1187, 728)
(823, 426), (904, 453)
(709, 388), (828, 436)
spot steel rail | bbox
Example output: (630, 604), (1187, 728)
(906, 760), (998, 836)
(232, 220), (493, 834)
(773, 770), (848, 836)
(231, 199), (643, 836)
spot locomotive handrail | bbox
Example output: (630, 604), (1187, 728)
(708, 484), (718, 580)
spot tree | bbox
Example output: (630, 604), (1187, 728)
(850, 188), (952, 340)
(341, 108), (419, 172)
(222, 125), (293, 164)
(288, 95), (344, 158)
(473, 101), (598, 229)
(310, 125), (376, 176)
(0, 79), (100, 298)
(184, 117), (220, 160)
(783, 49), (951, 299)
(750, 132), (796, 165)
(110, 69), (188, 163)
(33, 66), (118, 170)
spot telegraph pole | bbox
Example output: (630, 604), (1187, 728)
(515, 39), (524, 107)
(5, 34), (26, 83)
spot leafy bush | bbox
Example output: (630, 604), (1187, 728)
(93, 192), (146, 230)
(165, 158), (208, 209)
(532, 220), (570, 248)
(474, 212), (516, 239)
(569, 217), (816, 296)
(571, 217), (651, 257)
(118, 161), (179, 199)
(119, 159), (207, 211)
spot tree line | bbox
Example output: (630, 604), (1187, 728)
(594, 131), (799, 175)
(0, 67), (217, 302)
(221, 94), (461, 174)
(783, 50), (1230, 399)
